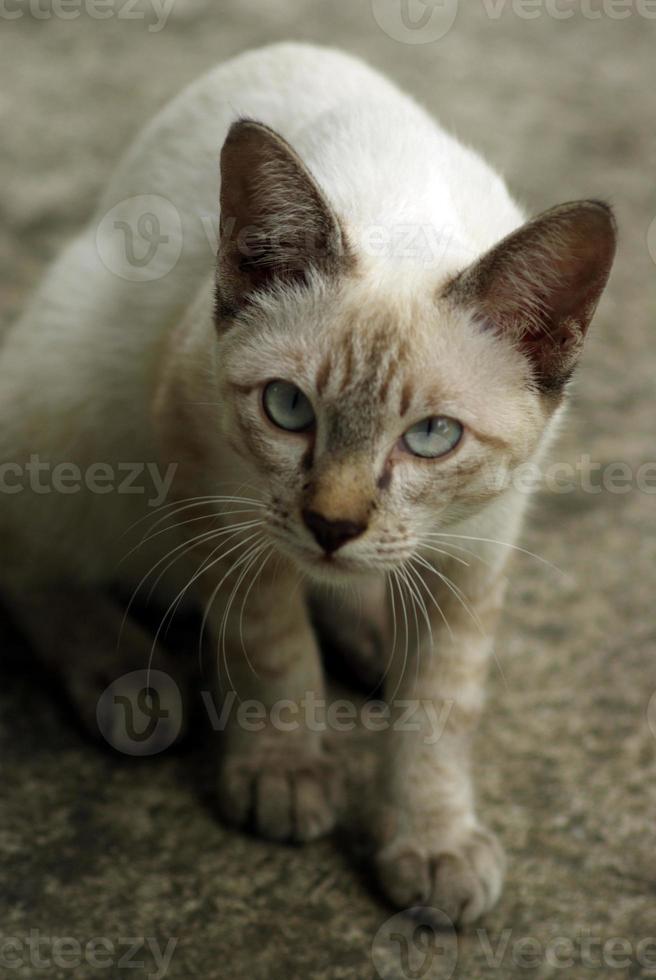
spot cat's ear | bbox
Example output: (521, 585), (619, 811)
(444, 200), (617, 392)
(216, 119), (351, 320)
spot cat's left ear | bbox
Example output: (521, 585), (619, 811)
(216, 119), (351, 321)
(444, 200), (617, 392)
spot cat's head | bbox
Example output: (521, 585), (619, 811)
(212, 120), (616, 582)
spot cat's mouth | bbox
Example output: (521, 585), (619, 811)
(282, 540), (366, 579)
(265, 516), (415, 581)
(268, 534), (404, 582)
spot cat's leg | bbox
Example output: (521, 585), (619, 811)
(6, 587), (187, 755)
(308, 576), (388, 689)
(200, 556), (342, 843)
(373, 557), (507, 926)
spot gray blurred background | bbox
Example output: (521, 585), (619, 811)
(1, 2), (655, 977)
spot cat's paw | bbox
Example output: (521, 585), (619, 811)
(375, 824), (505, 926)
(218, 749), (343, 843)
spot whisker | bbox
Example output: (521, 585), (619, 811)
(120, 493), (265, 540)
(158, 524), (264, 634)
(217, 540), (269, 698)
(387, 568), (409, 706)
(237, 544), (275, 672)
(424, 531), (564, 576)
(407, 556), (454, 642)
(398, 564), (420, 640)
(398, 562), (425, 693)
(136, 497), (264, 545)
(145, 528), (265, 683)
(413, 554), (509, 692)
(417, 540), (470, 568)
(220, 543), (266, 664)
(227, 542), (272, 680)
(146, 520), (263, 602)
(376, 573), (398, 700)
(413, 553), (486, 638)
(119, 508), (261, 573)
(139, 507), (263, 548)
(404, 559), (434, 642)
(117, 521), (259, 658)
(197, 536), (266, 681)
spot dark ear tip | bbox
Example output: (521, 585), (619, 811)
(570, 198), (618, 243)
(223, 117), (280, 148)
(583, 197), (616, 224)
(223, 118), (255, 150)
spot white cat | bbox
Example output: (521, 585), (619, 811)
(0, 43), (615, 924)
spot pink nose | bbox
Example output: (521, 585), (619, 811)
(302, 509), (367, 554)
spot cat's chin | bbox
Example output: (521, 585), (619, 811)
(272, 539), (383, 585)
(299, 555), (378, 586)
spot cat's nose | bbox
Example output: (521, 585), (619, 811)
(302, 509), (367, 554)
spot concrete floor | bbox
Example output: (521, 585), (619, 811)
(1, 2), (655, 977)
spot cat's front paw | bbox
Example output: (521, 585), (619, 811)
(218, 748), (343, 843)
(375, 824), (505, 926)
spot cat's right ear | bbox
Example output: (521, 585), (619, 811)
(444, 200), (617, 392)
(216, 119), (352, 322)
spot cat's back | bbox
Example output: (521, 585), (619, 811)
(100, 42), (522, 269)
(2, 43), (521, 375)
(6, 43), (521, 360)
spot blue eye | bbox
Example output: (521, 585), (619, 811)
(263, 380), (315, 432)
(403, 416), (463, 458)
